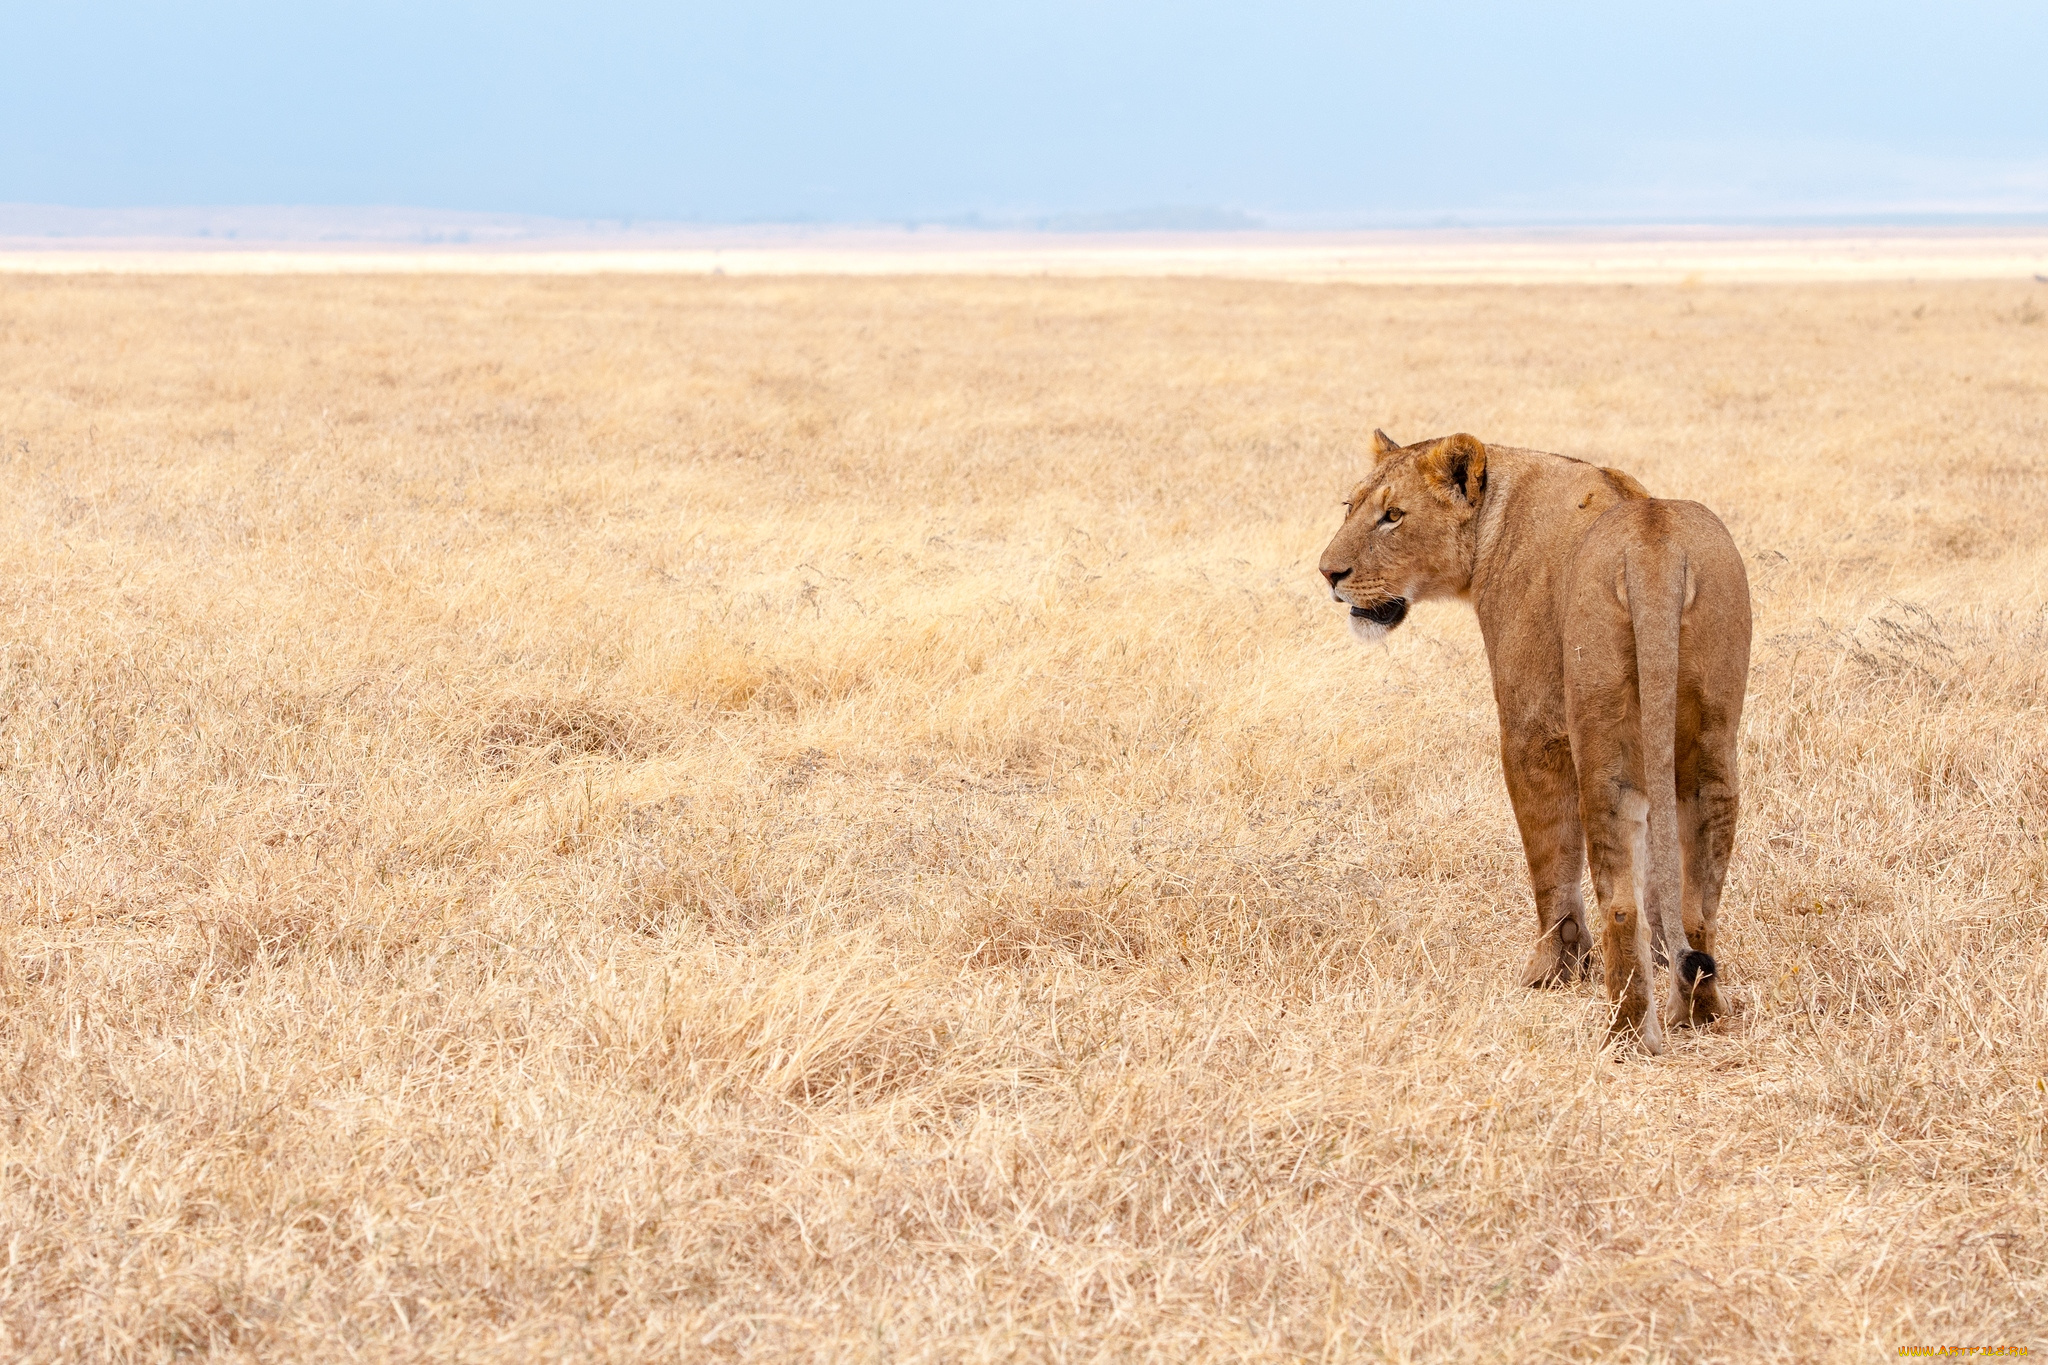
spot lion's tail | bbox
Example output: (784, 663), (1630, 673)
(1625, 547), (1713, 992)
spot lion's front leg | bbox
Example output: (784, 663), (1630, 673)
(1503, 738), (1592, 988)
(1518, 874), (1591, 989)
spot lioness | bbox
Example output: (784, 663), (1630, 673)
(1318, 431), (1751, 1053)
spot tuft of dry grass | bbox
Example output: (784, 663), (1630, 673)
(1, 273), (2044, 1362)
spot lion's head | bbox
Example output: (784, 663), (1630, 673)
(1317, 430), (1488, 643)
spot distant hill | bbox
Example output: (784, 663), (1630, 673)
(0, 203), (1278, 246)
(0, 204), (646, 245)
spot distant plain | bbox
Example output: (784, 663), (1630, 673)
(2, 219), (2046, 284)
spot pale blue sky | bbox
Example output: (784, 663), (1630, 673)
(3, 1), (2045, 225)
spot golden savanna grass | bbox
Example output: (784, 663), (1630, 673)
(1, 273), (2045, 1362)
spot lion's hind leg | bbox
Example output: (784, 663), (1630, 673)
(1669, 759), (1739, 1027)
(1585, 785), (1664, 1053)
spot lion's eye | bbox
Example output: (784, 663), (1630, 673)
(1381, 508), (1403, 527)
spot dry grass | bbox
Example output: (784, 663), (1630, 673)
(0, 273), (2044, 1362)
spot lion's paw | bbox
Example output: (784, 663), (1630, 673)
(1518, 937), (1588, 989)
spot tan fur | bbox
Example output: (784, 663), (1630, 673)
(1319, 432), (1753, 1053)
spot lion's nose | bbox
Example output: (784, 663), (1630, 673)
(1322, 566), (1351, 594)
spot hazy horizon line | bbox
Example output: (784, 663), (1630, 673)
(7, 201), (2048, 247)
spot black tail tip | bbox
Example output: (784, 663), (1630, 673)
(1678, 950), (1717, 988)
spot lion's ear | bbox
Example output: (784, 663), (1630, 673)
(1421, 433), (1488, 504)
(1370, 429), (1403, 456)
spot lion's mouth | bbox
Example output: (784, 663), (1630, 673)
(1349, 598), (1409, 629)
